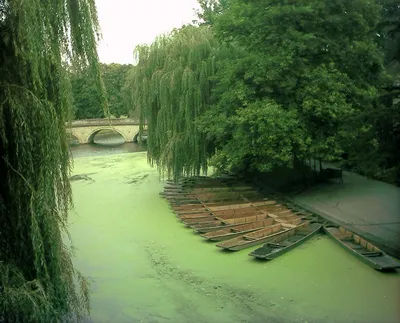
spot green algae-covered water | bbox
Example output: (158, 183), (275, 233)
(68, 151), (400, 323)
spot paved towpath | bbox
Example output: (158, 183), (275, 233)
(289, 170), (400, 259)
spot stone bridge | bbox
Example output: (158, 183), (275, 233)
(66, 118), (146, 144)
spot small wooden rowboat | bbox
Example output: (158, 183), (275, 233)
(178, 204), (282, 221)
(191, 214), (273, 233)
(216, 220), (304, 251)
(249, 222), (322, 260)
(180, 208), (287, 226)
(171, 199), (269, 213)
(201, 218), (276, 241)
(176, 201), (278, 216)
(324, 225), (400, 271)
(181, 207), (311, 227)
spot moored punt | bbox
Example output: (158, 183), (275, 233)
(181, 216), (218, 225)
(179, 204), (312, 224)
(178, 203), (282, 219)
(162, 186), (256, 196)
(179, 212), (212, 220)
(180, 210), (264, 225)
(211, 205), (284, 217)
(249, 222), (322, 260)
(165, 177), (239, 186)
(165, 192), (263, 204)
(191, 214), (273, 233)
(201, 218), (276, 241)
(172, 199), (270, 212)
(324, 225), (400, 271)
(185, 210), (267, 223)
(216, 220), (305, 251)
(207, 200), (276, 212)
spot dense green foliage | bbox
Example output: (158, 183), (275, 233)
(71, 63), (132, 119)
(343, 0), (400, 182)
(0, 0), (102, 321)
(201, 0), (386, 173)
(128, 26), (218, 180)
(128, 0), (400, 184)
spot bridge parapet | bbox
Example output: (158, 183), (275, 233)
(67, 118), (141, 128)
(66, 118), (147, 144)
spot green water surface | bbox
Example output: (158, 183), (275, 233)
(68, 152), (400, 323)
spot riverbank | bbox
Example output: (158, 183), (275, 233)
(245, 166), (400, 259)
(68, 152), (400, 323)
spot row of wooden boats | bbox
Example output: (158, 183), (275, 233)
(162, 176), (400, 271)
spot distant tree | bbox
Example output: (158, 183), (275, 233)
(71, 63), (132, 119)
(71, 66), (104, 119)
(101, 63), (132, 117)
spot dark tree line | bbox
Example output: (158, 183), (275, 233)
(70, 63), (133, 119)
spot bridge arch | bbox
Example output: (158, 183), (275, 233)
(86, 127), (127, 144)
(67, 133), (80, 145)
(132, 131), (142, 143)
(66, 119), (143, 144)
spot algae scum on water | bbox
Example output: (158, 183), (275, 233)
(68, 151), (400, 323)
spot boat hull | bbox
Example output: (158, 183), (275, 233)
(249, 223), (322, 260)
(216, 222), (305, 251)
(323, 226), (400, 271)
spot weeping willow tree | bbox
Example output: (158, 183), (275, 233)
(130, 25), (218, 181)
(0, 0), (104, 321)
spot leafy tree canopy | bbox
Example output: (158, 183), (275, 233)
(200, 0), (385, 173)
(71, 63), (132, 119)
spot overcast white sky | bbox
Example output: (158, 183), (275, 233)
(95, 0), (200, 64)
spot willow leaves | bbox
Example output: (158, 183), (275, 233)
(130, 26), (217, 181)
(0, 0), (102, 321)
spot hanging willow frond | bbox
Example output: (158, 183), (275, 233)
(129, 25), (217, 181)
(0, 0), (102, 321)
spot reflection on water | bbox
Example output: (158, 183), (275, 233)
(69, 131), (147, 158)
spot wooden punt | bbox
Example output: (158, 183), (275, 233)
(181, 206), (314, 226)
(182, 216), (219, 225)
(179, 212), (212, 220)
(180, 211), (261, 225)
(216, 220), (305, 251)
(181, 208), (274, 223)
(191, 214), (272, 233)
(249, 222), (322, 260)
(211, 204), (279, 216)
(179, 206), (297, 225)
(163, 188), (258, 196)
(166, 177), (239, 186)
(207, 200), (276, 212)
(178, 204), (282, 220)
(172, 199), (270, 212)
(176, 201), (276, 212)
(201, 218), (276, 241)
(324, 225), (400, 271)
(166, 192), (264, 204)
(162, 188), (258, 198)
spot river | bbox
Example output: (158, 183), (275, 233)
(68, 142), (400, 323)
